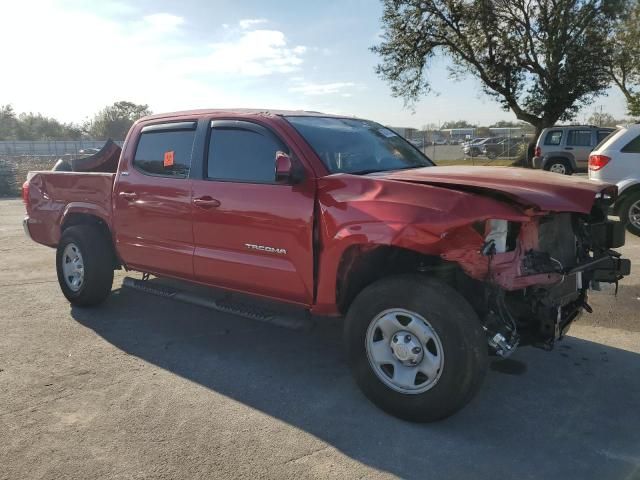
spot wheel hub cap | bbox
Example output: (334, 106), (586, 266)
(62, 243), (84, 292)
(390, 331), (424, 365)
(629, 200), (640, 229)
(365, 308), (445, 394)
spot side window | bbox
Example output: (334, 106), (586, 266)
(134, 128), (195, 177)
(566, 129), (592, 147)
(544, 130), (563, 145)
(597, 130), (612, 144)
(207, 126), (286, 183)
(621, 135), (640, 153)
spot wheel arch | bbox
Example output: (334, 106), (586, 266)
(543, 154), (575, 171)
(614, 182), (640, 215)
(60, 210), (120, 268)
(334, 244), (462, 315)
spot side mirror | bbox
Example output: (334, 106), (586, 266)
(275, 151), (297, 184)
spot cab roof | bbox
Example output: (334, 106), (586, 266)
(138, 108), (356, 123)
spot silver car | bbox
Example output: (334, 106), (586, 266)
(532, 125), (614, 174)
(589, 123), (640, 236)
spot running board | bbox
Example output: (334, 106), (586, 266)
(122, 277), (313, 331)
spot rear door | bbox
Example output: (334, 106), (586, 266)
(565, 128), (594, 168)
(190, 119), (315, 305)
(113, 121), (197, 278)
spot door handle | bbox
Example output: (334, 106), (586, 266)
(119, 191), (138, 201)
(192, 196), (221, 209)
(564, 147), (574, 150)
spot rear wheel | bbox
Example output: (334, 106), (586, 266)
(56, 225), (114, 306)
(620, 192), (640, 237)
(344, 275), (488, 422)
(544, 158), (572, 175)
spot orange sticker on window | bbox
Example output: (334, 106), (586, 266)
(163, 150), (175, 167)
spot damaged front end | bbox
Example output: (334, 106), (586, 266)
(443, 188), (630, 356)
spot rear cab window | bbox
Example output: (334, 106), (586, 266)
(133, 122), (196, 177)
(544, 130), (563, 146)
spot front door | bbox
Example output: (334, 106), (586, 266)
(113, 122), (197, 278)
(190, 120), (315, 305)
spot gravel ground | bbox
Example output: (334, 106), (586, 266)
(1, 198), (639, 480)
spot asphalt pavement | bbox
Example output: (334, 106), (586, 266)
(1, 198), (639, 479)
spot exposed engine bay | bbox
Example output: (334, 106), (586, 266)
(447, 194), (630, 356)
(482, 201), (630, 356)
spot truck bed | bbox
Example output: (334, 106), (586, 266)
(23, 171), (115, 247)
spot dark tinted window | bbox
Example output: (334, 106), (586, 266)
(567, 129), (592, 146)
(286, 116), (432, 174)
(621, 134), (640, 153)
(595, 130), (616, 150)
(597, 130), (613, 144)
(134, 129), (195, 177)
(544, 130), (563, 145)
(208, 127), (285, 182)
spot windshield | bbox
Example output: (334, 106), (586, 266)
(285, 116), (434, 174)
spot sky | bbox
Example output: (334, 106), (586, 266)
(0, 0), (631, 128)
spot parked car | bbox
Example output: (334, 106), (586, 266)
(532, 125), (614, 175)
(22, 109), (630, 422)
(482, 138), (525, 159)
(464, 137), (505, 157)
(589, 123), (640, 236)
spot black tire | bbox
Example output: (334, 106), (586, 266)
(56, 225), (114, 306)
(344, 274), (488, 422)
(619, 192), (640, 237)
(544, 158), (573, 175)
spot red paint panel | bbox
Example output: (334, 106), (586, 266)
(191, 179), (315, 305)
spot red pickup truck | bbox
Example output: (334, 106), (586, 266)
(22, 109), (630, 422)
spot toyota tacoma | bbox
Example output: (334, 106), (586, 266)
(22, 109), (630, 422)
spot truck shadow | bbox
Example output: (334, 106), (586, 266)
(71, 285), (640, 480)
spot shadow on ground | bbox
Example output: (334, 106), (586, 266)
(72, 285), (640, 480)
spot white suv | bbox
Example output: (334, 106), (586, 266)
(589, 123), (640, 236)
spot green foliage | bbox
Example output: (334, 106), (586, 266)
(441, 120), (476, 128)
(0, 104), (82, 141)
(373, 0), (623, 133)
(587, 112), (620, 127)
(85, 101), (151, 140)
(0, 105), (18, 140)
(608, 0), (640, 116)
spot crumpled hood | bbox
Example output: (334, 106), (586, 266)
(378, 165), (612, 214)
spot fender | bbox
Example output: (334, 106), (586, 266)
(311, 175), (532, 315)
(616, 178), (640, 197)
(613, 178), (640, 214)
(60, 202), (112, 234)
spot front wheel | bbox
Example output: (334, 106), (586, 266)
(56, 225), (114, 306)
(344, 275), (488, 422)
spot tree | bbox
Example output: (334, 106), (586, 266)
(588, 111), (618, 126)
(16, 112), (82, 140)
(441, 120), (476, 129)
(0, 105), (18, 140)
(0, 105), (81, 141)
(607, 0), (640, 116)
(373, 0), (623, 141)
(86, 101), (151, 140)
